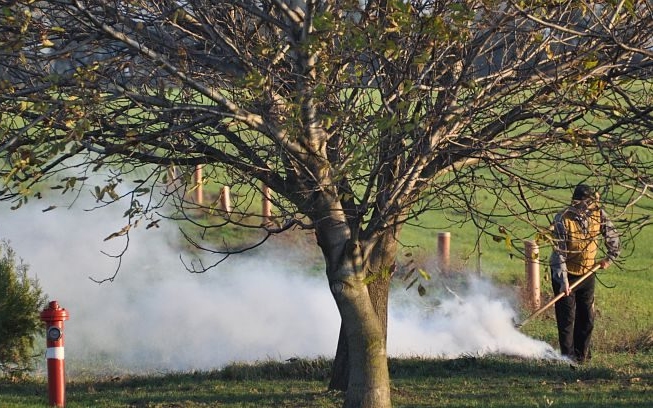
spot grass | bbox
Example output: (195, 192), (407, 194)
(1, 354), (651, 407)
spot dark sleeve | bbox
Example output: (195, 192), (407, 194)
(550, 211), (569, 284)
(600, 209), (621, 260)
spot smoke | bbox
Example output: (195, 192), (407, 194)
(388, 279), (559, 359)
(0, 191), (561, 376)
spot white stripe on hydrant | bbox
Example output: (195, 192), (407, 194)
(46, 347), (65, 360)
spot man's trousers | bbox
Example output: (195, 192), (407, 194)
(552, 273), (596, 363)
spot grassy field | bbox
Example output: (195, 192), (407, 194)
(1, 354), (651, 407)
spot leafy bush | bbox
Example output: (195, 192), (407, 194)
(0, 240), (48, 378)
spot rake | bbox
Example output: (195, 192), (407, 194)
(515, 263), (601, 329)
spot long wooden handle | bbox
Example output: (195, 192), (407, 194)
(516, 264), (600, 329)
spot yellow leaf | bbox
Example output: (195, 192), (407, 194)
(505, 235), (513, 250)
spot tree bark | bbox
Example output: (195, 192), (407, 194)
(328, 323), (350, 391)
(327, 229), (398, 404)
(330, 256), (391, 408)
(312, 211), (393, 407)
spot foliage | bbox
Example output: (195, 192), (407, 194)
(0, 1), (651, 248)
(0, 240), (48, 378)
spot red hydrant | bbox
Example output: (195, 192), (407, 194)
(40, 300), (70, 407)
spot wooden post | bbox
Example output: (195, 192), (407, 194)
(220, 185), (231, 214)
(525, 240), (541, 310)
(437, 232), (451, 274)
(193, 165), (203, 205)
(167, 166), (177, 184)
(261, 184), (272, 224)
(165, 166), (177, 194)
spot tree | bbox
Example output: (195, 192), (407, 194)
(2, 1), (653, 406)
(0, 240), (48, 378)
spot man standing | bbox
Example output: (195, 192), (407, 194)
(550, 184), (621, 364)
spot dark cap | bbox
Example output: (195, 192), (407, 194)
(572, 184), (595, 201)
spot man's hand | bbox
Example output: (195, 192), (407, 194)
(599, 258), (612, 269)
(562, 279), (571, 296)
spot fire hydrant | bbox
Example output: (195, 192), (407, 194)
(40, 300), (70, 407)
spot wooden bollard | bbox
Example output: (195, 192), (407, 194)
(261, 184), (272, 224)
(524, 240), (541, 309)
(167, 166), (177, 183)
(165, 166), (177, 194)
(437, 232), (450, 274)
(194, 165), (203, 205)
(220, 185), (231, 214)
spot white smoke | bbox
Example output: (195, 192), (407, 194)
(0, 190), (561, 376)
(388, 279), (559, 359)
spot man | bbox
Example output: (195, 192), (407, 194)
(549, 183), (620, 364)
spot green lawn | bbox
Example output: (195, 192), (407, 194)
(2, 354), (651, 407)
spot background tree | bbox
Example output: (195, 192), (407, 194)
(0, 240), (48, 379)
(1, 1), (653, 407)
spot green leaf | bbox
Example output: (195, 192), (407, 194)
(584, 59), (599, 70)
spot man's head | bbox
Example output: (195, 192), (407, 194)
(572, 183), (597, 202)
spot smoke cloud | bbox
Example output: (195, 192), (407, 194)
(0, 190), (561, 376)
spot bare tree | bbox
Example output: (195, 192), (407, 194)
(1, 1), (652, 407)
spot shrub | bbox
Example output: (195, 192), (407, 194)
(0, 240), (48, 378)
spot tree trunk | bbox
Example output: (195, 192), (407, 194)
(328, 250), (393, 391)
(312, 197), (397, 407)
(328, 324), (350, 391)
(325, 229), (398, 405)
(329, 254), (391, 408)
